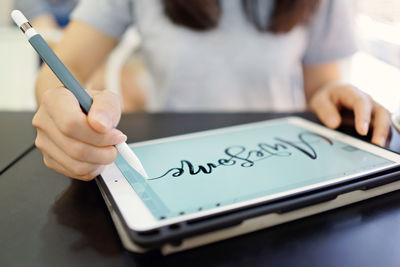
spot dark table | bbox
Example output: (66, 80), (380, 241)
(0, 112), (35, 174)
(2, 112), (400, 267)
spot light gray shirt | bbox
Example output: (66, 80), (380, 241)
(72, 0), (357, 112)
(15, 0), (77, 26)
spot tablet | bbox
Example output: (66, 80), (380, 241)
(100, 116), (400, 232)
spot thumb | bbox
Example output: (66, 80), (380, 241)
(87, 90), (121, 133)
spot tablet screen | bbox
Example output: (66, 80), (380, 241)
(114, 119), (396, 221)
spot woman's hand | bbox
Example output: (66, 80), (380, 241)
(309, 83), (391, 147)
(32, 87), (125, 181)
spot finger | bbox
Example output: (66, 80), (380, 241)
(333, 86), (372, 136)
(43, 154), (104, 181)
(40, 88), (126, 146)
(36, 109), (120, 164)
(87, 90), (122, 133)
(42, 154), (71, 177)
(371, 104), (391, 147)
(35, 129), (102, 179)
(43, 117), (119, 164)
(351, 95), (372, 136)
(310, 91), (341, 129)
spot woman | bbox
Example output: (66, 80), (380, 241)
(32, 0), (391, 181)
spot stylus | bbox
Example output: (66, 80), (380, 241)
(11, 10), (149, 179)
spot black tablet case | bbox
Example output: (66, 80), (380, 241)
(97, 165), (400, 253)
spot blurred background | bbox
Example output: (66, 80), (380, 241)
(0, 0), (399, 113)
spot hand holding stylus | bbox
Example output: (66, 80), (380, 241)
(12, 10), (148, 180)
(33, 87), (126, 181)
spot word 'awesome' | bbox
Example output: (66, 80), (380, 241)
(148, 132), (333, 180)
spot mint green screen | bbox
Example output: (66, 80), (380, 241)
(114, 120), (394, 220)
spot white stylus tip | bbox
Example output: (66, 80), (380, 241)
(11, 10), (28, 27)
(116, 142), (149, 179)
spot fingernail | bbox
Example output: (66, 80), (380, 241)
(113, 133), (127, 145)
(93, 111), (111, 128)
(378, 137), (386, 147)
(327, 115), (339, 128)
(361, 122), (369, 136)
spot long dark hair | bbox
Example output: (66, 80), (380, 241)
(163, 0), (320, 33)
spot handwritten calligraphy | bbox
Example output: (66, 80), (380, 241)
(148, 131), (333, 180)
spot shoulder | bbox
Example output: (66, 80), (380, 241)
(71, 0), (133, 39)
(312, 0), (354, 23)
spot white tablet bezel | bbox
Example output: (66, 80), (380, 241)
(100, 116), (400, 231)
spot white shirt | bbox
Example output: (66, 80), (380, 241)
(72, 0), (357, 112)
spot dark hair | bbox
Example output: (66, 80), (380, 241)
(163, 0), (320, 33)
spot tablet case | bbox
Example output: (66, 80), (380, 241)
(96, 165), (400, 255)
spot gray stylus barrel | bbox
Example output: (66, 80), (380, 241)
(29, 34), (93, 113)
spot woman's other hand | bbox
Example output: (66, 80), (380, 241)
(309, 83), (391, 146)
